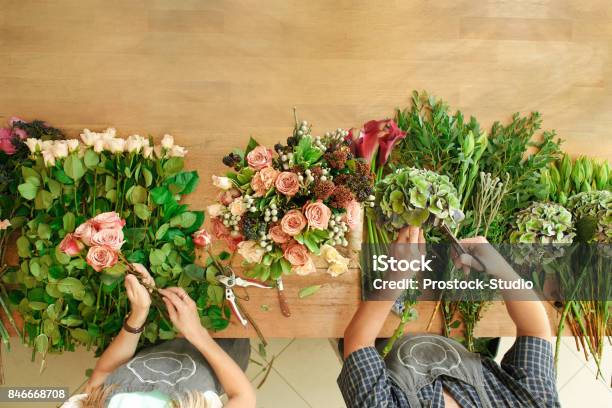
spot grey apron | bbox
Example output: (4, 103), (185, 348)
(384, 334), (493, 408)
(103, 338), (250, 402)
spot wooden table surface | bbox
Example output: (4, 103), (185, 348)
(1, 0), (611, 338)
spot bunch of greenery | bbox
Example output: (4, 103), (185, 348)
(375, 167), (464, 233)
(3, 131), (229, 365)
(540, 154), (610, 205)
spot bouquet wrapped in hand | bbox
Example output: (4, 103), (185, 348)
(209, 119), (375, 281)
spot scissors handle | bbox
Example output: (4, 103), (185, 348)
(225, 288), (248, 326)
(440, 223), (487, 273)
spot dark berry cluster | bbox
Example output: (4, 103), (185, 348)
(330, 185), (355, 208)
(240, 213), (261, 241)
(324, 146), (351, 169)
(313, 180), (335, 200)
(222, 152), (242, 169)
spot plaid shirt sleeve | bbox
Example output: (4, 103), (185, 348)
(337, 346), (404, 408)
(501, 336), (561, 407)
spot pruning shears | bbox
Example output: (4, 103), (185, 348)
(216, 272), (271, 326)
(439, 222), (487, 273)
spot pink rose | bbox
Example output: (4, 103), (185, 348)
(193, 228), (212, 248)
(280, 210), (307, 236)
(211, 217), (230, 239)
(91, 212), (125, 231)
(91, 228), (125, 251)
(292, 256), (316, 276)
(251, 167), (279, 197)
(344, 200), (363, 230)
(218, 189), (241, 206)
(59, 233), (84, 257)
(269, 225), (291, 244)
(246, 145), (273, 170)
(275, 172), (300, 197)
(283, 242), (309, 266)
(86, 245), (118, 272)
(0, 128), (16, 155)
(303, 200), (332, 230)
(74, 221), (97, 246)
(225, 232), (244, 252)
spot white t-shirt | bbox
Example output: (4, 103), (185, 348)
(62, 390), (223, 408)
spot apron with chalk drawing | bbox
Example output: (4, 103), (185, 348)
(103, 337), (250, 402)
(384, 334), (493, 408)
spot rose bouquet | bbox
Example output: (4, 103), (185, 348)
(5, 128), (229, 362)
(209, 119), (374, 281)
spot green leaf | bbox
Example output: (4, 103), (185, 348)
(127, 185), (147, 204)
(166, 171), (200, 195)
(156, 223), (169, 240)
(47, 179), (61, 198)
(63, 154), (86, 180)
(84, 149), (99, 169)
(270, 261), (282, 280)
(34, 190), (54, 210)
(58, 277), (84, 295)
(298, 285), (321, 299)
(207, 285), (224, 305)
(60, 315), (83, 327)
(22, 167), (40, 181)
(151, 186), (173, 205)
(63, 212), (76, 232)
(70, 328), (90, 344)
(54, 246), (71, 265)
(105, 263), (127, 276)
(245, 137), (260, 156)
(18, 182), (38, 200)
(29, 301), (49, 310)
(184, 264), (205, 281)
(206, 265), (220, 284)
(17, 236), (31, 257)
(163, 157), (184, 175)
(170, 212), (196, 229)
(149, 249), (166, 266)
(134, 203), (151, 220)
(34, 334), (49, 355)
(37, 223), (51, 240)
(142, 168), (153, 187)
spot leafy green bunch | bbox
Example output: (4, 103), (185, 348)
(4, 131), (229, 362)
(376, 167), (464, 233)
(540, 154), (610, 205)
(510, 202), (575, 244)
(568, 190), (612, 244)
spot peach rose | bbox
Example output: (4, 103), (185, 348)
(292, 256), (316, 276)
(218, 189), (241, 206)
(59, 233), (84, 257)
(237, 240), (266, 264)
(229, 199), (247, 216)
(74, 221), (96, 246)
(275, 172), (300, 197)
(246, 145), (273, 170)
(192, 228), (212, 248)
(280, 210), (307, 236)
(251, 167), (279, 197)
(269, 225), (291, 244)
(283, 242), (309, 266)
(91, 212), (125, 231)
(304, 200), (332, 230)
(86, 245), (118, 272)
(91, 228), (125, 251)
(344, 200), (362, 230)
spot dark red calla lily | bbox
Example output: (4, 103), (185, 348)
(345, 119), (406, 167)
(377, 119), (406, 166)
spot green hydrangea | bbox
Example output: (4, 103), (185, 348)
(510, 202), (575, 244)
(568, 190), (612, 243)
(376, 167), (464, 230)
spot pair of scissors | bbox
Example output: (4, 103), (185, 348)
(216, 273), (271, 326)
(439, 223), (487, 273)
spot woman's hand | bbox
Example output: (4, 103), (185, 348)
(159, 287), (208, 342)
(453, 236), (515, 278)
(124, 263), (155, 327)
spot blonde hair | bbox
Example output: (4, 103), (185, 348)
(79, 386), (212, 408)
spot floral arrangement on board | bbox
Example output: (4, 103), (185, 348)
(208, 118), (375, 281)
(0, 117), (65, 355)
(3, 127), (230, 363)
